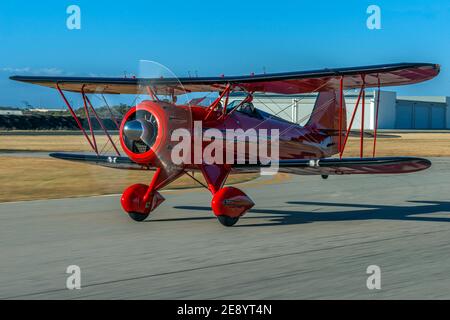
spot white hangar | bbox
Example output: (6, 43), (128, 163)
(230, 91), (450, 130)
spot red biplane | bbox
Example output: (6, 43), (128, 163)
(11, 62), (440, 226)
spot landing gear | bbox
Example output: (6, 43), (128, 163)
(128, 212), (150, 222)
(217, 215), (240, 227)
(121, 165), (255, 226)
(211, 187), (254, 227)
(321, 175), (329, 180)
(120, 168), (171, 223)
(121, 183), (165, 222)
(200, 165), (255, 227)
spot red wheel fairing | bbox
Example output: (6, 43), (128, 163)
(211, 187), (255, 218)
(121, 183), (165, 215)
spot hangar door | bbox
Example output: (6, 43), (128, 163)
(396, 101), (446, 129)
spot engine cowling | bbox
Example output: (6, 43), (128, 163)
(120, 100), (191, 166)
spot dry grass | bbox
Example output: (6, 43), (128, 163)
(0, 132), (448, 202)
(0, 134), (120, 153)
(343, 133), (450, 157)
(0, 157), (258, 202)
(1, 132), (449, 156)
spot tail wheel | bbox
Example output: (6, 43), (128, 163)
(217, 216), (240, 227)
(128, 212), (150, 222)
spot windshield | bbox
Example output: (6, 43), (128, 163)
(226, 100), (243, 112)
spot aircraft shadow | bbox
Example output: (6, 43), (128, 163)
(171, 200), (450, 227)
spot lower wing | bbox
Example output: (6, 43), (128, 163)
(233, 157), (431, 175)
(50, 153), (431, 175)
(49, 153), (154, 170)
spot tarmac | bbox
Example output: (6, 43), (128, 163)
(1, 158), (449, 299)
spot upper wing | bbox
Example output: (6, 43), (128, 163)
(10, 63), (439, 95)
(233, 157), (431, 175)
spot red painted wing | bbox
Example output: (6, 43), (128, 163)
(10, 63), (439, 95)
(232, 157), (432, 175)
(51, 153), (431, 176)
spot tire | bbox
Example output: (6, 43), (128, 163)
(217, 216), (240, 227)
(128, 212), (150, 222)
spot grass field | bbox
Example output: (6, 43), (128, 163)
(0, 132), (449, 202)
(1, 132), (450, 157)
(0, 156), (259, 202)
(342, 133), (450, 157)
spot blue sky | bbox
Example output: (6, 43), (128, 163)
(0, 0), (449, 107)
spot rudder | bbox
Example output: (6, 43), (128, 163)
(305, 91), (347, 156)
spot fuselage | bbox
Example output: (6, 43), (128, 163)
(193, 105), (337, 163)
(120, 100), (339, 171)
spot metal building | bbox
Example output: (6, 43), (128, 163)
(395, 96), (448, 129)
(0, 109), (24, 116)
(229, 91), (450, 130)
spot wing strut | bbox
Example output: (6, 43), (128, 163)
(360, 75), (366, 158)
(373, 75), (381, 157)
(84, 94), (121, 156)
(101, 94), (121, 130)
(56, 83), (98, 154)
(205, 83), (232, 120)
(56, 83), (122, 157)
(81, 85), (98, 154)
(338, 73), (381, 159)
(338, 76), (344, 154)
(339, 78), (365, 159)
(146, 86), (159, 101)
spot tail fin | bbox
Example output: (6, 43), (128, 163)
(305, 91), (347, 156)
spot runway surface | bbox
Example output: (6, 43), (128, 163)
(1, 158), (450, 300)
